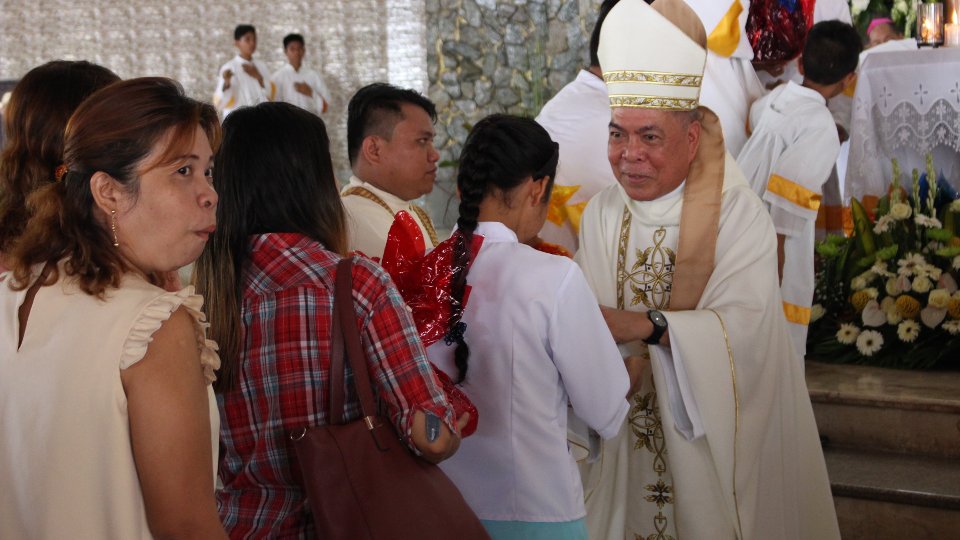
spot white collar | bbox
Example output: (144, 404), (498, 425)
(784, 81), (826, 105)
(345, 175), (412, 208)
(617, 180), (687, 227)
(473, 221), (518, 243)
(576, 69), (607, 91)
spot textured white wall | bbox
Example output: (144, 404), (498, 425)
(0, 0), (427, 179)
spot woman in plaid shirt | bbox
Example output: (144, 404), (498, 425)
(195, 102), (467, 538)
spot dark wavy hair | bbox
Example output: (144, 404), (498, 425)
(194, 102), (345, 392)
(449, 114), (558, 383)
(0, 60), (119, 254)
(8, 77), (220, 296)
(802, 20), (863, 85)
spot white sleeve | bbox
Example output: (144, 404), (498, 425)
(548, 263), (630, 440)
(311, 73), (331, 115)
(213, 63), (236, 112)
(762, 123), (839, 237)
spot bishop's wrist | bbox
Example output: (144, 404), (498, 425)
(643, 310), (668, 345)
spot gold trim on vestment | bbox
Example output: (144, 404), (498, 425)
(708, 308), (744, 539)
(609, 94), (699, 111)
(616, 205), (632, 310)
(603, 69), (703, 87)
(766, 174), (822, 211)
(409, 206), (441, 247)
(342, 186), (439, 247)
(783, 301), (812, 325)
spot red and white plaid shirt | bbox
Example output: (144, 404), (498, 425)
(217, 233), (455, 539)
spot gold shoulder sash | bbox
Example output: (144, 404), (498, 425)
(342, 186), (440, 247)
(668, 107), (724, 311)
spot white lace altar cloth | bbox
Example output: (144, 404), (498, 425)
(846, 48), (960, 202)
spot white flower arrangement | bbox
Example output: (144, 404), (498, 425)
(836, 323), (860, 345)
(889, 202), (912, 220)
(914, 214), (942, 229)
(856, 330), (884, 356)
(928, 288), (951, 309)
(810, 304), (826, 323)
(912, 276), (933, 294)
(873, 214), (894, 234)
(809, 155), (959, 368)
(897, 320), (920, 343)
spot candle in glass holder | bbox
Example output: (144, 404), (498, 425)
(917, 1), (945, 47)
(947, 11), (960, 47)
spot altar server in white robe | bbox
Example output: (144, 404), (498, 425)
(213, 25), (273, 119)
(341, 83), (442, 259)
(687, 0), (764, 157)
(575, 1), (839, 539)
(535, 0), (619, 254)
(737, 20), (861, 357)
(272, 34), (331, 118)
(430, 114), (637, 540)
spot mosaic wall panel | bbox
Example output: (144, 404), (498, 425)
(424, 0), (603, 230)
(0, 0), (427, 179)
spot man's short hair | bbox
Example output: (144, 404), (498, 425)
(347, 83), (437, 165)
(283, 33), (304, 49)
(589, 0), (622, 68)
(802, 20), (863, 85)
(234, 24), (256, 41)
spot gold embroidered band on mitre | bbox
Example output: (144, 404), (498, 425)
(608, 94), (699, 111)
(603, 70), (702, 87)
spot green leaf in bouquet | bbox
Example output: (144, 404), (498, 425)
(876, 245), (899, 261)
(926, 228), (953, 243)
(935, 245), (960, 258)
(850, 198), (877, 256)
(816, 241), (840, 258)
(876, 194), (890, 218)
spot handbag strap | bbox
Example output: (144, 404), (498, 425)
(329, 258), (380, 428)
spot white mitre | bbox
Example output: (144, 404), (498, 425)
(598, 0), (708, 111)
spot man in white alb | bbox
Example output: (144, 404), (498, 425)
(271, 34), (331, 117)
(213, 24), (273, 119)
(687, 0), (764, 157)
(575, 1), (840, 538)
(535, 0), (619, 254)
(341, 83), (441, 259)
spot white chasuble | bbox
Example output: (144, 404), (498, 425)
(576, 154), (839, 540)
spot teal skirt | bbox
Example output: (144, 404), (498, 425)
(480, 518), (587, 540)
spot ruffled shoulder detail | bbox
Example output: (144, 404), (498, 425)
(120, 285), (221, 385)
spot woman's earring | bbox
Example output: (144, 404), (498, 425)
(111, 210), (119, 248)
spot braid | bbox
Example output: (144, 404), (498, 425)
(447, 114), (559, 384)
(449, 142), (491, 383)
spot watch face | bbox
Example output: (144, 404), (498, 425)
(650, 310), (666, 327)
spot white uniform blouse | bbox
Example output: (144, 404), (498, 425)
(429, 221), (629, 523)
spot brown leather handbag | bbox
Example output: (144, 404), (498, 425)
(290, 258), (490, 540)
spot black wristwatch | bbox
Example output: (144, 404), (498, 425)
(643, 309), (668, 345)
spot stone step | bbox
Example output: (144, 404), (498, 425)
(825, 446), (960, 539)
(806, 361), (960, 459)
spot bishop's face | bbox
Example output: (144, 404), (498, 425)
(607, 107), (700, 202)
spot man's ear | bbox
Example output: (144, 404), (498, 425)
(686, 119), (701, 163)
(89, 172), (124, 215)
(360, 136), (383, 165)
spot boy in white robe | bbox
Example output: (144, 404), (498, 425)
(213, 25), (273, 119)
(737, 20), (861, 357)
(271, 34), (331, 118)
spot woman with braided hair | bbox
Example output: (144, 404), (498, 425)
(429, 114), (640, 540)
